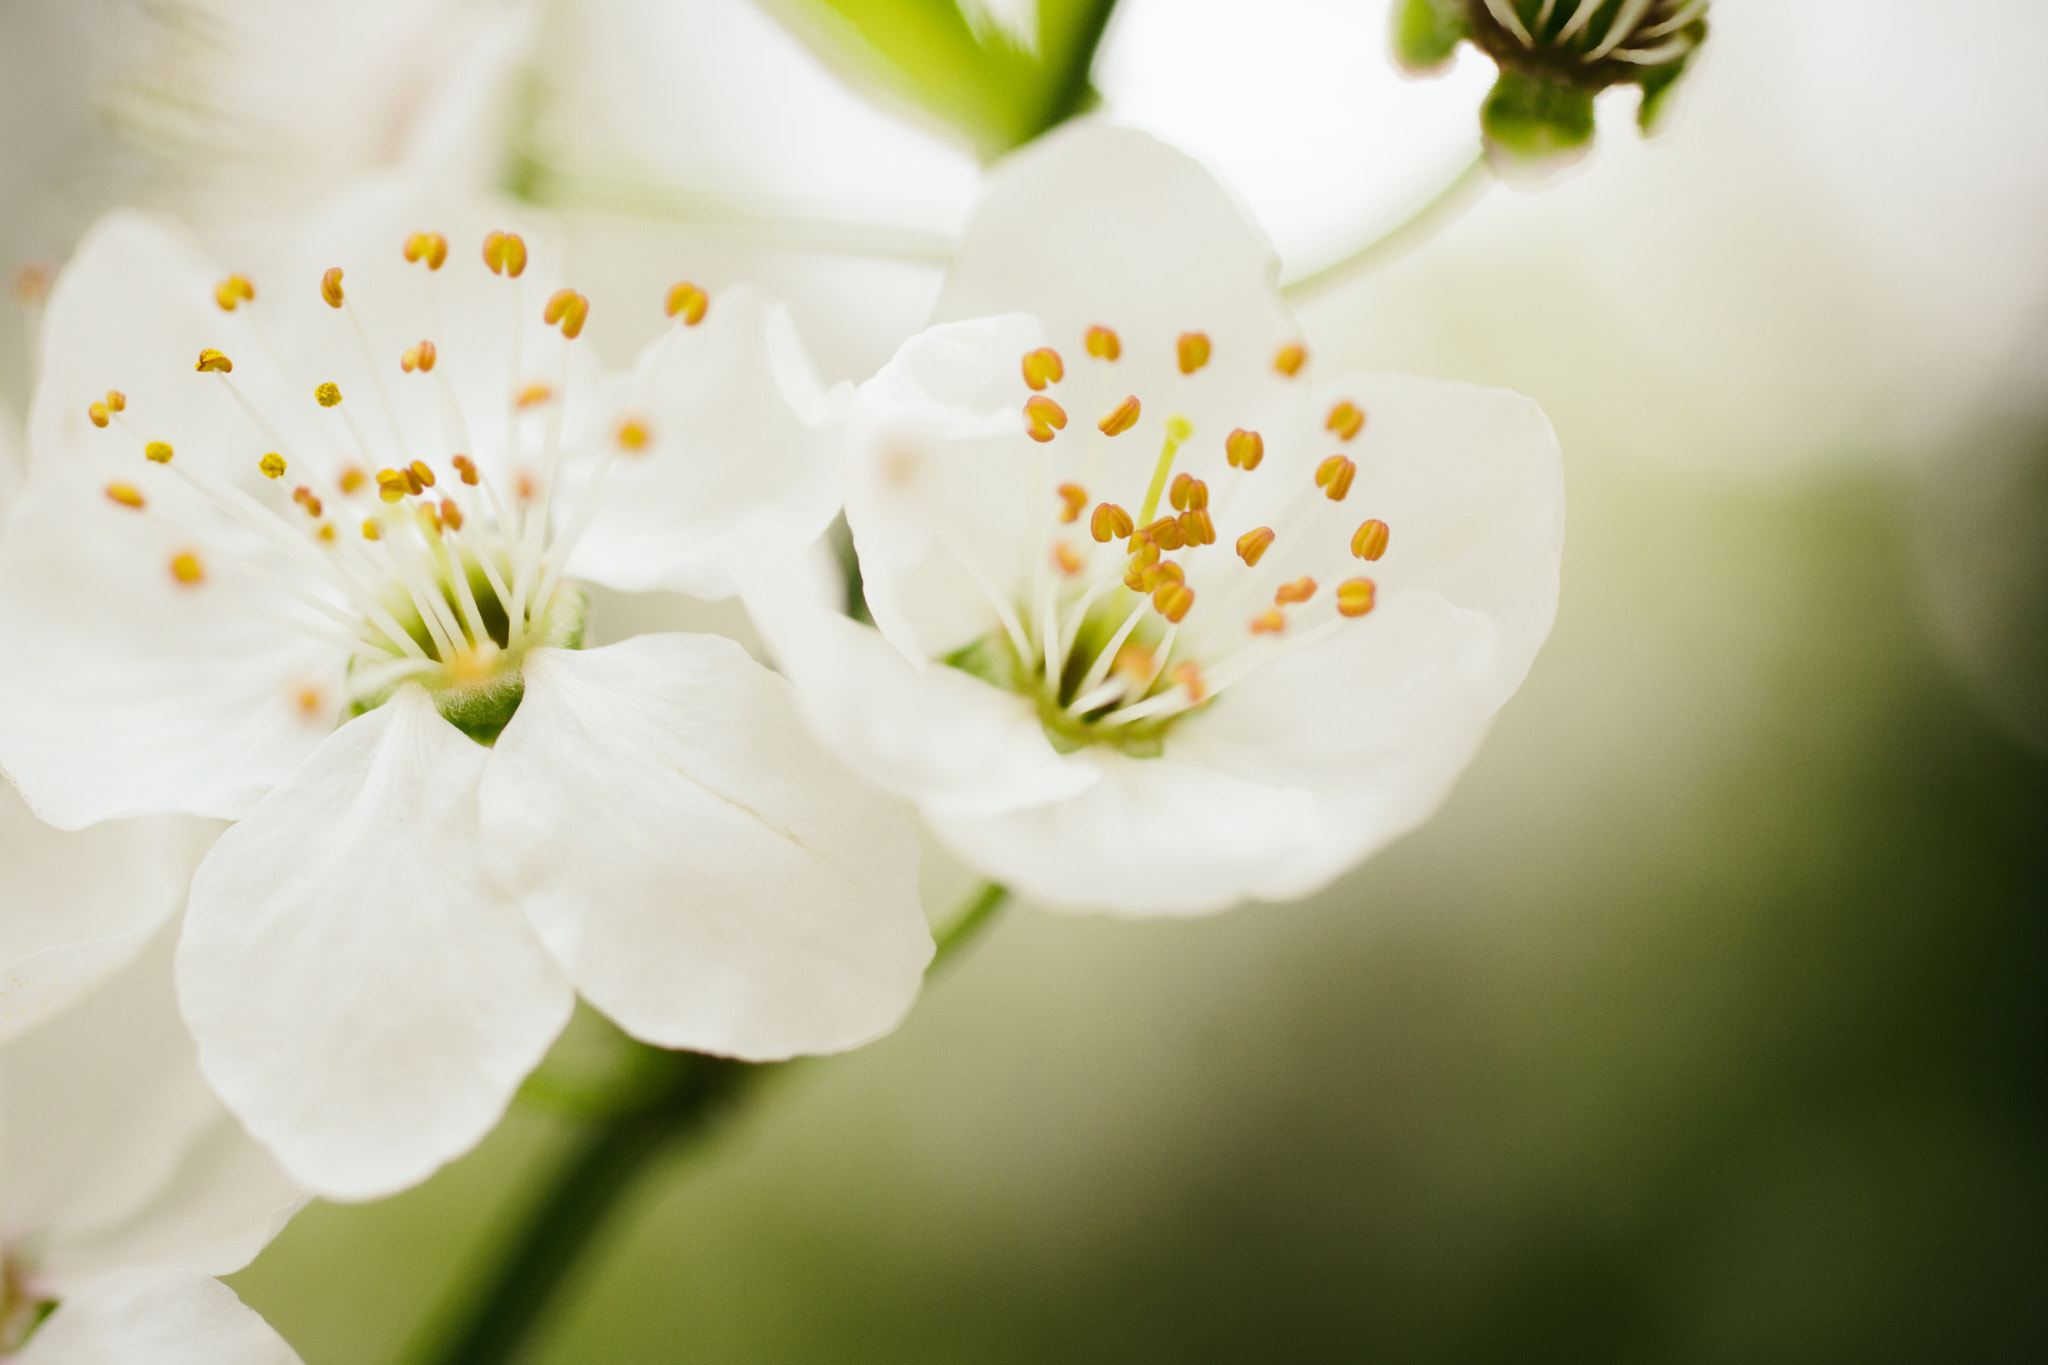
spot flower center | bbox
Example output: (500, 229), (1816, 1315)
(938, 327), (1388, 759)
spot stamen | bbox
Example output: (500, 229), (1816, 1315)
(1053, 541), (1084, 575)
(400, 340), (438, 373)
(315, 382), (342, 408)
(1315, 455), (1356, 501)
(543, 288), (590, 340)
(1056, 484), (1087, 523)
(362, 520), (381, 540)
(451, 456), (479, 486)
(1275, 576), (1317, 605)
(1084, 325), (1121, 361)
(1097, 395), (1141, 436)
(1021, 347), (1065, 391)
(1178, 508), (1215, 545)
(1169, 473), (1208, 511)
(340, 469), (368, 494)
(516, 383), (553, 410)
(194, 348), (233, 373)
(1067, 600), (1152, 712)
(1250, 609), (1285, 635)
(1225, 428), (1264, 470)
(214, 275), (255, 312)
(483, 232), (529, 278)
(403, 232), (449, 270)
(258, 453), (286, 479)
(291, 487), (322, 517)
(1024, 395), (1067, 443)
(105, 390), (126, 413)
(1351, 518), (1390, 561)
(666, 281), (709, 325)
(1090, 502), (1133, 544)
(145, 441), (174, 464)
(1153, 581), (1195, 623)
(169, 551), (206, 585)
(1235, 526), (1275, 566)
(1176, 332), (1212, 376)
(1140, 515), (1185, 551)
(1326, 401), (1365, 441)
(1336, 578), (1377, 617)
(320, 268), (345, 309)
(1170, 661), (1207, 703)
(1274, 343), (1308, 377)
(438, 498), (463, 530)
(408, 460), (437, 489)
(89, 402), (111, 428)
(104, 482), (145, 509)
(616, 420), (651, 451)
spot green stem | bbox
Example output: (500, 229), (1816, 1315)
(1279, 152), (1495, 303)
(407, 881), (1009, 1365)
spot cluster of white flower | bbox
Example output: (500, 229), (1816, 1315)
(0, 9), (1564, 1359)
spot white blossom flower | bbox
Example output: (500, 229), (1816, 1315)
(0, 923), (303, 1363)
(0, 183), (930, 1201)
(747, 124), (1563, 915)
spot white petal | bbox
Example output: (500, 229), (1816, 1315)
(16, 1268), (301, 1365)
(481, 636), (932, 1060)
(743, 561), (1099, 818)
(0, 787), (211, 1042)
(565, 288), (840, 599)
(178, 686), (573, 1201)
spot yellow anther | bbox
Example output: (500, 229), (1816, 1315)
(1176, 331), (1212, 376)
(315, 382), (343, 408)
(168, 550), (205, 585)
(1021, 347), (1065, 391)
(317, 524), (336, 542)
(1250, 609), (1286, 636)
(404, 467), (426, 495)
(1023, 394), (1067, 443)
(1056, 483), (1087, 523)
(1153, 581), (1195, 624)
(104, 481), (144, 509)
(195, 348), (233, 373)
(1097, 394), (1141, 437)
(89, 402), (110, 428)
(214, 274), (255, 312)
(340, 467), (368, 494)
(1143, 515), (1185, 551)
(439, 497), (464, 531)
(1053, 541), (1085, 576)
(616, 419), (651, 451)
(1327, 400), (1365, 441)
(320, 267), (345, 309)
(1235, 526), (1275, 567)
(1084, 324), (1122, 361)
(1225, 428), (1264, 470)
(1113, 642), (1155, 680)
(1143, 561), (1185, 592)
(1170, 661), (1207, 703)
(408, 460), (437, 489)
(543, 288), (589, 339)
(362, 519), (381, 540)
(375, 469), (409, 503)
(665, 281), (709, 325)
(1351, 518), (1390, 561)
(1336, 577), (1377, 618)
(451, 455), (479, 486)
(1125, 534), (1160, 571)
(1315, 455), (1356, 501)
(400, 340), (438, 374)
(516, 382), (553, 409)
(403, 232), (449, 270)
(1274, 343), (1308, 377)
(516, 472), (537, 501)
(483, 231), (528, 278)
(297, 685), (327, 718)
(1169, 472), (1192, 511)
(145, 441), (174, 464)
(1178, 507), (1215, 546)
(105, 390), (126, 413)
(291, 487), (323, 517)
(258, 452), (286, 479)
(1275, 576), (1317, 606)
(1090, 502), (1134, 543)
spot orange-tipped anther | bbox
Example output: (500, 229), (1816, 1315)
(617, 419), (651, 451)
(340, 468), (368, 494)
(317, 523), (336, 542)
(320, 267), (345, 308)
(1169, 472), (1193, 511)
(483, 231), (528, 278)
(1315, 455), (1356, 501)
(1024, 394), (1067, 443)
(1274, 343), (1307, 377)
(666, 282), (709, 325)
(376, 469), (409, 503)
(439, 498), (464, 531)
(543, 288), (589, 339)
(1126, 534), (1160, 570)
(315, 381), (342, 408)
(258, 453), (286, 479)
(1235, 526), (1275, 567)
(195, 348), (233, 373)
(1084, 325), (1121, 361)
(293, 488), (324, 518)
(1153, 581), (1195, 624)
(1090, 502), (1133, 543)
(1176, 331), (1212, 376)
(1021, 347), (1065, 391)
(1097, 394), (1141, 437)
(1225, 428), (1264, 470)
(169, 550), (205, 585)
(404, 232), (449, 270)
(89, 402), (110, 428)
(401, 340), (438, 374)
(1327, 400), (1365, 441)
(1336, 577), (1376, 617)
(1056, 483), (1087, 523)
(1054, 541), (1085, 576)
(144, 441), (173, 464)
(408, 460), (437, 489)
(104, 481), (144, 509)
(516, 382), (553, 409)
(1179, 508), (1215, 546)
(451, 455), (479, 486)
(1143, 515), (1185, 551)
(105, 390), (126, 413)
(1275, 576), (1317, 606)
(214, 274), (255, 311)
(362, 519), (381, 541)
(1250, 608), (1286, 636)
(1170, 661), (1207, 702)
(1351, 518), (1390, 561)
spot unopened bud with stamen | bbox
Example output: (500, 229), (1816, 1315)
(666, 281), (709, 325)
(315, 382), (342, 408)
(1275, 576), (1317, 606)
(483, 231), (528, 278)
(1327, 401), (1365, 441)
(403, 232), (448, 270)
(1153, 581), (1195, 623)
(1236, 526), (1275, 567)
(1351, 519), (1390, 561)
(320, 268), (345, 309)
(1274, 343), (1307, 377)
(1084, 325), (1121, 361)
(1021, 348), (1064, 391)
(543, 288), (590, 340)
(1176, 331), (1212, 376)
(258, 453), (286, 479)
(214, 275), (255, 312)
(1056, 483), (1087, 523)
(1024, 394), (1067, 443)
(1315, 455), (1356, 501)
(400, 340), (437, 373)
(145, 441), (174, 464)
(1336, 578), (1376, 618)
(1090, 502), (1133, 543)
(195, 348), (233, 373)
(1097, 395), (1141, 437)
(104, 482), (144, 509)
(1225, 428), (1264, 471)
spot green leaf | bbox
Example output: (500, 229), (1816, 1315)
(1390, 0), (1468, 73)
(1480, 68), (1596, 170)
(755, 0), (1121, 159)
